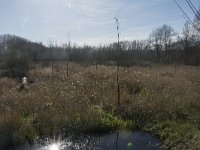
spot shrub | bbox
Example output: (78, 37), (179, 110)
(2, 49), (30, 78)
(146, 121), (197, 149)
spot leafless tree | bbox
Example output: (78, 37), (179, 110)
(150, 24), (176, 63)
(173, 0), (200, 32)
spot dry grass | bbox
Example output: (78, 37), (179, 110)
(0, 63), (200, 149)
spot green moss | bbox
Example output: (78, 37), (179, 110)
(18, 116), (37, 144)
(71, 105), (135, 133)
(89, 105), (135, 132)
(100, 113), (135, 130)
(146, 121), (198, 149)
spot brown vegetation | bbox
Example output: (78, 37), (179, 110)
(0, 63), (200, 149)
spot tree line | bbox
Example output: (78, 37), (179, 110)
(0, 8), (199, 77)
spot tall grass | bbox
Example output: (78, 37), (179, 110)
(0, 63), (200, 149)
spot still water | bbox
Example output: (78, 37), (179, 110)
(25, 131), (165, 150)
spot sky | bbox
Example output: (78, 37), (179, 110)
(0, 0), (199, 46)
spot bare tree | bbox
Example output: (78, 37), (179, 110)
(150, 24), (176, 64)
(173, 0), (200, 32)
(182, 21), (192, 64)
(150, 28), (163, 63)
(182, 20), (200, 65)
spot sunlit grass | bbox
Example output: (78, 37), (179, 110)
(0, 63), (200, 149)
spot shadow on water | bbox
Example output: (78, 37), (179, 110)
(24, 131), (165, 150)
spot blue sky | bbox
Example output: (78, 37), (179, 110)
(0, 0), (199, 46)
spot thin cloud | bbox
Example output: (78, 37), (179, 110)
(1, 0), (199, 46)
(22, 16), (30, 28)
(40, 15), (55, 20)
(68, 3), (71, 9)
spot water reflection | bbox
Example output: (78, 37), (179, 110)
(49, 143), (60, 150)
(26, 131), (165, 150)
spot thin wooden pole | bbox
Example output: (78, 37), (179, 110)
(115, 16), (120, 112)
